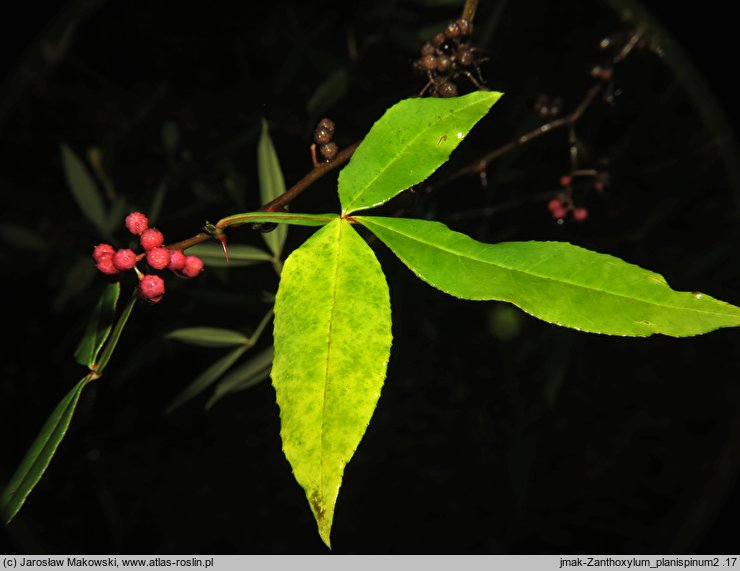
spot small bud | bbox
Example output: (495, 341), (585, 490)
(432, 32), (446, 47)
(313, 127), (332, 145)
(125, 212), (149, 236)
(559, 175), (572, 187)
(436, 82), (458, 98)
(456, 18), (473, 37)
(138, 274), (165, 303)
(421, 43), (435, 56)
(112, 248), (137, 271)
(93, 243), (115, 262)
(167, 249), (187, 271)
(573, 207), (589, 222)
(140, 228), (164, 251)
(436, 55), (452, 73)
(179, 256), (204, 279)
(96, 254), (120, 275)
(146, 247), (170, 270)
(445, 21), (461, 39)
(319, 142), (338, 160)
(458, 49), (474, 67)
(421, 53), (437, 71)
(317, 118), (335, 135)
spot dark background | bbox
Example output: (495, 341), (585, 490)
(2, 0), (740, 554)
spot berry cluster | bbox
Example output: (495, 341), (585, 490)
(313, 118), (337, 162)
(547, 176), (589, 222)
(413, 17), (483, 97)
(92, 212), (204, 303)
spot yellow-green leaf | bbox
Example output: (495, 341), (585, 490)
(272, 218), (392, 547)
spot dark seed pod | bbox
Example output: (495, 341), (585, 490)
(445, 21), (461, 39)
(320, 142), (338, 160)
(436, 81), (458, 98)
(432, 32), (446, 47)
(457, 18), (473, 36)
(421, 53), (437, 71)
(421, 42), (435, 56)
(436, 54), (452, 73)
(318, 117), (335, 135)
(458, 48), (474, 67)
(314, 127), (332, 145)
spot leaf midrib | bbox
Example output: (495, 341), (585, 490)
(364, 220), (736, 318)
(342, 97), (487, 214)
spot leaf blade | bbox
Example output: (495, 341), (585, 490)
(257, 119), (289, 258)
(357, 216), (740, 337)
(186, 243), (273, 268)
(1, 377), (88, 524)
(272, 219), (392, 547)
(74, 282), (120, 368)
(205, 345), (274, 409)
(166, 327), (250, 348)
(60, 143), (108, 238)
(338, 91), (502, 215)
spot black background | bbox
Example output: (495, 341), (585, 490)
(1, 0), (740, 554)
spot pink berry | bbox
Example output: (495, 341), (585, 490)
(138, 274), (165, 303)
(146, 247), (170, 270)
(96, 254), (120, 275)
(573, 207), (589, 222)
(125, 212), (149, 235)
(112, 248), (137, 271)
(140, 228), (164, 251)
(179, 255), (204, 278)
(167, 249), (186, 271)
(93, 243), (115, 262)
(551, 207), (568, 220)
(559, 175), (572, 187)
(547, 198), (562, 212)
(594, 179), (605, 192)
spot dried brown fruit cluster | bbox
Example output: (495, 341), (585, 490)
(413, 18), (484, 98)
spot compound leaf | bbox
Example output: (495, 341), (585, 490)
(272, 218), (392, 547)
(338, 91), (502, 215)
(358, 216), (740, 337)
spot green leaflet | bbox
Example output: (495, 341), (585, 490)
(357, 216), (740, 337)
(257, 120), (289, 258)
(338, 91), (502, 215)
(1, 377), (88, 524)
(272, 218), (392, 547)
(74, 282), (120, 368)
(60, 143), (109, 238)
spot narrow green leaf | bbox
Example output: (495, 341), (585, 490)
(272, 218), (393, 547)
(205, 345), (274, 410)
(338, 91), (502, 215)
(307, 68), (350, 118)
(74, 282), (120, 368)
(166, 327), (249, 348)
(148, 177), (169, 225)
(358, 216), (740, 337)
(217, 211), (338, 229)
(187, 243), (273, 268)
(1, 377), (88, 524)
(0, 223), (49, 252)
(94, 290), (137, 373)
(257, 119), (288, 258)
(60, 143), (108, 237)
(166, 345), (248, 414)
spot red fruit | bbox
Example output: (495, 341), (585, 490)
(551, 207), (568, 220)
(146, 247), (170, 270)
(559, 175), (572, 187)
(125, 212), (149, 235)
(179, 255), (204, 278)
(96, 254), (120, 275)
(547, 198), (562, 212)
(138, 274), (165, 303)
(112, 248), (137, 271)
(167, 249), (186, 271)
(594, 179), (605, 192)
(140, 228), (164, 251)
(573, 207), (589, 222)
(93, 243), (115, 262)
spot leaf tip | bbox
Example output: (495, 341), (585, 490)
(310, 489), (334, 549)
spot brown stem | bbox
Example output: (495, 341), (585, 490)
(259, 141), (360, 212)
